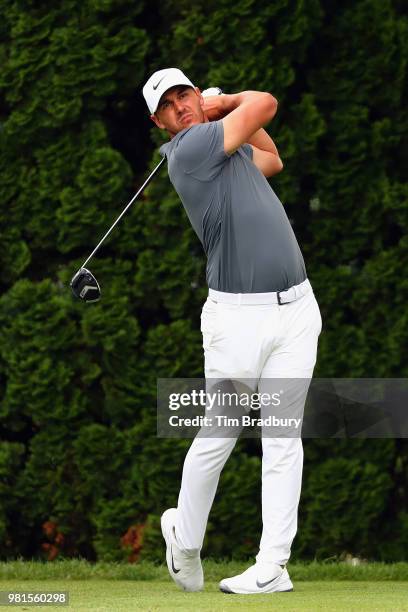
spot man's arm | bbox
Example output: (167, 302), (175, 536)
(247, 128), (283, 178)
(203, 91), (277, 152)
(202, 91), (282, 177)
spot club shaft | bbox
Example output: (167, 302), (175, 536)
(80, 157), (166, 270)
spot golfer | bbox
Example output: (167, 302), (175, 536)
(143, 68), (322, 594)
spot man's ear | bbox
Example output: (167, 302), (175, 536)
(195, 87), (204, 108)
(151, 114), (165, 129)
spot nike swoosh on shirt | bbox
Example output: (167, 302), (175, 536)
(171, 545), (180, 574)
(153, 76), (165, 90)
(255, 575), (280, 589)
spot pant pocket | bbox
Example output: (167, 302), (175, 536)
(311, 293), (323, 335)
(200, 298), (219, 350)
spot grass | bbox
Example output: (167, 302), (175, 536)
(0, 580), (407, 611)
(0, 562), (407, 611)
(1, 559), (408, 581)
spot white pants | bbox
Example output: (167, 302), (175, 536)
(175, 281), (322, 565)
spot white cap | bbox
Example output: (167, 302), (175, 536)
(142, 68), (195, 114)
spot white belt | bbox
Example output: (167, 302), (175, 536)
(208, 278), (312, 305)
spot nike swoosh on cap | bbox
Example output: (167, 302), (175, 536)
(255, 574), (280, 589)
(153, 76), (165, 90)
(171, 545), (180, 574)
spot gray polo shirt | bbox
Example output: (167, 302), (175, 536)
(160, 120), (306, 293)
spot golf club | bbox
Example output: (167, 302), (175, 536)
(70, 156), (166, 302)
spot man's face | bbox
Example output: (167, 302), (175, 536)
(151, 85), (206, 137)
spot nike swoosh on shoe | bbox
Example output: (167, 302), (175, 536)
(171, 545), (180, 574)
(255, 575), (280, 589)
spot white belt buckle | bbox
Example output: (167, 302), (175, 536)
(277, 285), (294, 304)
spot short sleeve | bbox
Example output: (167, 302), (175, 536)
(241, 143), (253, 160)
(173, 121), (228, 181)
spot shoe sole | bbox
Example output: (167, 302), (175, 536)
(220, 585), (294, 594)
(161, 509), (177, 580)
(161, 509), (204, 593)
(220, 578), (294, 594)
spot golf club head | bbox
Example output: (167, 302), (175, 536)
(70, 268), (101, 303)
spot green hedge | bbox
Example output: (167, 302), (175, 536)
(0, 0), (407, 562)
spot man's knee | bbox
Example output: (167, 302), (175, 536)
(262, 437), (303, 463)
(186, 437), (237, 472)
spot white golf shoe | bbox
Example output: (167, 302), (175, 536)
(219, 562), (293, 594)
(161, 508), (204, 592)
